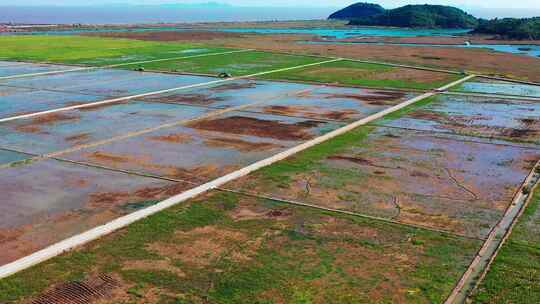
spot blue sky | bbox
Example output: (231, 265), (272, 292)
(6, 1), (540, 9)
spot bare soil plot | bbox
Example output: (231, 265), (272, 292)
(0, 101), (212, 155)
(453, 77), (540, 98)
(0, 191), (481, 304)
(376, 94), (540, 144)
(227, 126), (540, 239)
(0, 62), (74, 78)
(0, 158), (191, 265)
(62, 111), (344, 184)
(1, 68), (216, 98)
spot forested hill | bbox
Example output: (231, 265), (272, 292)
(473, 18), (540, 40)
(328, 3), (385, 20)
(329, 3), (478, 29)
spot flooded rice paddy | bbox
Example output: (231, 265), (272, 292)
(0, 61), (75, 77)
(376, 94), (540, 144)
(455, 77), (540, 98)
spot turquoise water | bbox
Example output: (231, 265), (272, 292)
(218, 27), (471, 38)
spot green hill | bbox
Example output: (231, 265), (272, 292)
(329, 3), (478, 29)
(473, 17), (540, 40)
(328, 2), (385, 20)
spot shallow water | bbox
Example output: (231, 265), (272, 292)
(219, 27), (471, 38)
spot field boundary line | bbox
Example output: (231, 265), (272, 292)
(444, 160), (540, 304)
(369, 125), (540, 151)
(477, 75), (540, 87)
(0, 49), (253, 81)
(219, 188), (483, 241)
(0, 74), (472, 280)
(0, 58), (340, 123)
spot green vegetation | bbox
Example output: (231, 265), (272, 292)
(473, 17), (540, 40)
(328, 2), (385, 20)
(122, 50), (324, 76)
(336, 4), (478, 28)
(471, 186), (540, 303)
(262, 59), (460, 90)
(0, 35), (232, 65)
(0, 191), (479, 303)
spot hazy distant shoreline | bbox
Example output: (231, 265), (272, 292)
(1, 5), (539, 25)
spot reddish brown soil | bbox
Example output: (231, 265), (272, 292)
(143, 93), (225, 105)
(83, 30), (245, 41)
(147, 133), (193, 144)
(262, 105), (358, 120)
(209, 82), (258, 92)
(15, 112), (80, 133)
(87, 191), (131, 208)
(323, 91), (406, 106)
(189, 116), (322, 141)
(87, 151), (133, 163)
(204, 137), (281, 152)
(133, 182), (192, 199)
(65, 132), (91, 142)
(76, 101), (129, 112)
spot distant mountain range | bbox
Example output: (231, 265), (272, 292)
(329, 3), (478, 29)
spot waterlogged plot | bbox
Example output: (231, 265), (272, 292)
(227, 126), (539, 238)
(0, 158), (192, 265)
(454, 77), (540, 98)
(262, 59), (461, 90)
(139, 79), (319, 109)
(0, 101), (212, 155)
(63, 111), (344, 183)
(0, 89), (105, 119)
(0, 61), (29, 68)
(0, 149), (29, 165)
(377, 94), (540, 144)
(1, 68), (216, 97)
(0, 62), (74, 78)
(245, 86), (417, 121)
(124, 50), (325, 76)
(0, 191), (481, 304)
